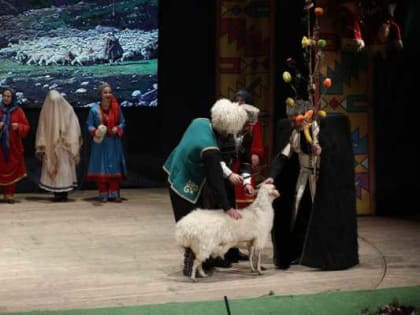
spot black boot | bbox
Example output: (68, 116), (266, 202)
(53, 192), (68, 202)
(225, 248), (249, 263)
(203, 256), (232, 269)
(183, 248), (195, 277)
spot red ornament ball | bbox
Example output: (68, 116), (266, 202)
(323, 78), (332, 89)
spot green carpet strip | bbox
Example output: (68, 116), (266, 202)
(4, 285), (419, 315)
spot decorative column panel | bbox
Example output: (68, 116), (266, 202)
(216, 0), (274, 176)
(319, 16), (374, 215)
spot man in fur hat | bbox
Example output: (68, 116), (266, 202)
(163, 98), (249, 277)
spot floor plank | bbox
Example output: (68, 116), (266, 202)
(0, 189), (419, 313)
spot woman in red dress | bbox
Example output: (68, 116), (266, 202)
(0, 88), (30, 203)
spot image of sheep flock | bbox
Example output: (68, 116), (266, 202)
(0, 0), (158, 108)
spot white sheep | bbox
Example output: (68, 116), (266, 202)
(175, 183), (280, 281)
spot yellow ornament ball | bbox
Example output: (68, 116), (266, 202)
(302, 36), (312, 48)
(318, 110), (327, 117)
(282, 71), (292, 83)
(286, 97), (295, 107)
(318, 109), (327, 118)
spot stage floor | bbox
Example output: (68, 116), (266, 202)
(0, 188), (419, 313)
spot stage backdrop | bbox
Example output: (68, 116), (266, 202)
(273, 1), (373, 215)
(317, 16), (373, 215)
(0, 0), (161, 193)
(216, 0), (274, 180)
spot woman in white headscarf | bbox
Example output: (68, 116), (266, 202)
(35, 90), (82, 201)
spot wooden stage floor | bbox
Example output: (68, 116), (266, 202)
(0, 188), (419, 313)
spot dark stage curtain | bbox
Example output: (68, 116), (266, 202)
(158, 0), (217, 158)
(372, 0), (419, 216)
(273, 0), (306, 124)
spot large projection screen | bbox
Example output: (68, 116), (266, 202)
(0, 0), (158, 108)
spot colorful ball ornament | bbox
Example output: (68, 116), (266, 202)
(314, 7), (324, 16)
(301, 36), (312, 48)
(286, 97), (295, 107)
(282, 71), (292, 83)
(295, 114), (305, 123)
(323, 78), (332, 88)
(305, 109), (314, 119)
(317, 39), (327, 48)
(318, 110), (327, 117)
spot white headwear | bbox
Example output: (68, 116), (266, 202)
(210, 98), (248, 136)
(35, 90), (82, 179)
(241, 104), (260, 125)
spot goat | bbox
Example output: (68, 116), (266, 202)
(175, 183), (279, 281)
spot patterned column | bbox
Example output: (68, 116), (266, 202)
(216, 0), (273, 173)
(319, 18), (374, 215)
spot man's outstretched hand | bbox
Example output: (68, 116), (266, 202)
(227, 208), (242, 220)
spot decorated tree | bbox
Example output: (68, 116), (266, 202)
(281, 0), (329, 144)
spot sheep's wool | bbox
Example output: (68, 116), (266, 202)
(175, 184), (279, 279)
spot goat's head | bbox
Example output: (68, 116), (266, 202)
(256, 183), (280, 201)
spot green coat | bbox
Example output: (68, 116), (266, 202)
(163, 118), (219, 203)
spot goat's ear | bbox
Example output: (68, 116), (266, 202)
(256, 182), (270, 190)
(271, 189), (280, 198)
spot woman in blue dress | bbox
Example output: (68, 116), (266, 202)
(86, 82), (127, 202)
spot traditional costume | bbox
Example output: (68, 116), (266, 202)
(230, 90), (265, 208)
(269, 1), (358, 270)
(0, 88), (30, 203)
(163, 98), (248, 276)
(86, 95), (127, 201)
(234, 105), (264, 208)
(270, 101), (358, 270)
(35, 90), (82, 201)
